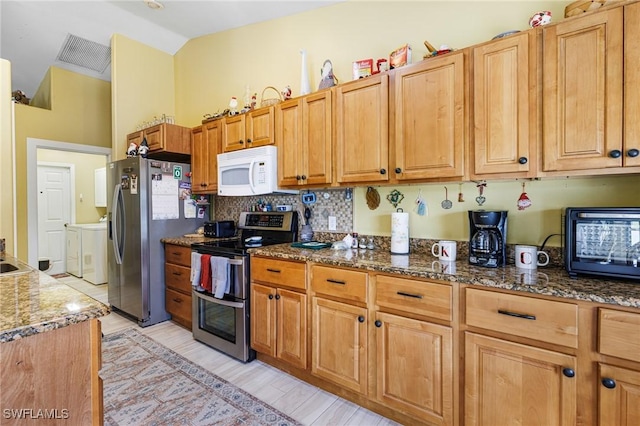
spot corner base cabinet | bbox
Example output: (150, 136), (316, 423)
(164, 243), (193, 329)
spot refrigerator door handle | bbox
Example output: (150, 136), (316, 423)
(112, 183), (124, 265)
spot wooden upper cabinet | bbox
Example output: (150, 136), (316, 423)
(624, 2), (640, 167)
(335, 74), (389, 184)
(542, 8), (623, 172)
(222, 106), (275, 152)
(393, 51), (466, 181)
(276, 91), (332, 187)
(191, 120), (221, 194)
(471, 32), (537, 178)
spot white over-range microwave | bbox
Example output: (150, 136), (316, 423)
(217, 146), (297, 196)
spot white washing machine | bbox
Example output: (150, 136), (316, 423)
(66, 223), (107, 284)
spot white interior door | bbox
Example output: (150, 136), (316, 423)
(37, 164), (72, 275)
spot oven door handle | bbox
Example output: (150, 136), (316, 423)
(193, 253), (244, 267)
(195, 291), (245, 309)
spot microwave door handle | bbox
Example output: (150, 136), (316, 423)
(248, 158), (257, 194)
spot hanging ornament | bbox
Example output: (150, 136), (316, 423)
(458, 183), (465, 202)
(441, 187), (453, 209)
(517, 181), (532, 210)
(475, 181), (487, 206)
(415, 189), (427, 216)
(386, 189), (405, 209)
(366, 187), (380, 210)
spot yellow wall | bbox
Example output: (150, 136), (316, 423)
(174, 0), (567, 126)
(111, 34), (175, 159)
(13, 66), (111, 259)
(37, 150), (107, 224)
(0, 59), (14, 254)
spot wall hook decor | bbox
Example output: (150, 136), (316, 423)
(386, 189), (404, 209)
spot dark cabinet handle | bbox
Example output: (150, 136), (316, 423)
(173, 298), (182, 303)
(380, 169), (387, 175)
(497, 309), (536, 320)
(518, 157), (528, 164)
(358, 316), (365, 323)
(296, 175), (301, 180)
(628, 148), (640, 158)
(375, 320), (382, 327)
(247, 138), (252, 144)
(301, 175), (307, 180)
(602, 378), (616, 389)
(395, 168), (402, 173)
(238, 140), (244, 145)
(327, 279), (346, 285)
(266, 268), (281, 273)
(609, 149), (622, 158)
(275, 294), (281, 300)
(268, 294), (274, 300)
(172, 271), (181, 276)
(397, 291), (423, 299)
(172, 252), (182, 256)
(562, 368), (575, 378)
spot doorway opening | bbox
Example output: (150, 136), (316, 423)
(27, 138), (111, 270)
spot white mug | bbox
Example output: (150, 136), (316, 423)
(515, 245), (549, 269)
(432, 240), (457, 261)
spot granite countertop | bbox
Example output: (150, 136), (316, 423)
(161, 235), (240, 247)
(248, 243), (640, 309)
(0, 255), (110, 343)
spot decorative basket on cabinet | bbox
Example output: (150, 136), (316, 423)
(260, 86), (283, 107)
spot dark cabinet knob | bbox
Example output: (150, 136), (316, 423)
(239, 140), (244, 145)
(247, 138), (252, 144)
(395, 168), (402, 174)
(296, 175), (301, 180)
(602, 378), (616, 389)
(301, 175), (307, 180)
(275, 294), (281, 300)
(562, 368), (575, 378)
(268, 294), (274, 300)
(518, 157), (528, 164)
(627, 148), (640, 158)
(609, 150), (622, 158)
(357, 316), (365, 323)
(374, 320), (382, 327)
(380, 169), (386, 175)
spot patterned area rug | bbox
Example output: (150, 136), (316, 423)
(101, 328), (302, 426)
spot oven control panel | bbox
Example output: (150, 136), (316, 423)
(238, 211), (296, 231)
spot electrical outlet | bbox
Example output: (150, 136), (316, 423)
(328, 216), (337, 231)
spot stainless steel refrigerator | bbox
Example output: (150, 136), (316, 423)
(107, 157), (207, 326)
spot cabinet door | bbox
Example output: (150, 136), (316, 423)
(277, 288), (307, 369)
(335, 74), (389, 183)
(542, 8), (623, 172)
(202, 121), (221, 191)
(465, 332), (577, 426)
(303, 90), (332, 186)
(394, 52), (465, 180)
(624, 2), (640, 167)
(311, 297), (367, 394)
(599, 364), (640, 426)
(276, 99), (304, 186)
(472, 32), (536, 178)
(165, 288), (192, 329)
(250, 283), (276, 357)
(145, 124), (164, 151)
(127, 131), (143, 150)
(247, 106), (275, 148)
(191, 126), (207, 193)
(222, 115), (246, 152)
(375, 312), (453, 426)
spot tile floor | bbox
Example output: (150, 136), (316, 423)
(56, 275), (400, 426)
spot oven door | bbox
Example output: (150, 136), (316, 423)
(192, 290), (255, 362)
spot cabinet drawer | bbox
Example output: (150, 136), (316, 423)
(165, 263), (192, 293)
(166, 288), (192, 328)
(599, 308), (640, 363)
(165, 244), (192, 267)
(311, 265), (367, 303)
(251, 257), (306, 290)
(376, 275), (452, 322)
(465, 288), (578, 348)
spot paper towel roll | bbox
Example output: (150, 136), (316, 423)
(390, 212), (409, 254)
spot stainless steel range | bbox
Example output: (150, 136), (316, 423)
(190, 211), (298, 362)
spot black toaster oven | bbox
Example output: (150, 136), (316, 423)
(204, 220), (236, 238)
(565, 207), (640, 280)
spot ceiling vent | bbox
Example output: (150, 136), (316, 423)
(56, 34), (111, 73)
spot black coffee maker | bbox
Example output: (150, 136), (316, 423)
(469, 210), (508, 267)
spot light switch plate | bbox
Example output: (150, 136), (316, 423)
(328, 216), (337, 231)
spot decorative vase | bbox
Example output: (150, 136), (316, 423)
(300, 49), (311, 95)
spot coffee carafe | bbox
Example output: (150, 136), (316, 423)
(469, 210), (508, 267)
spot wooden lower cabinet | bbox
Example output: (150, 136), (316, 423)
(311, 296), (367, 394)
(598, 364), (640, 426)
(464, 332), (577, 426)
(250, 283), (307, 369)
(375, 311), (453, 425)
(164, 244), (192, 329)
